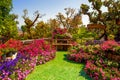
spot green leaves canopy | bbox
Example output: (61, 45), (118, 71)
(0, 0), (18, 40)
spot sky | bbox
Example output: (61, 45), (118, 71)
(11, 0), (91, 28)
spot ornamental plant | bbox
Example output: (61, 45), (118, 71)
(0, 52), (37, 80)
(0, 39), (23, 60)
(20, 39), (56, 65)
(100, 40), (119, 51)
(67, 44), (91, 63)
(0, 39), (56, 80)
(52, 28), (71, 39)
(67, 40), (120, 80)
(5, 38), (23, 50)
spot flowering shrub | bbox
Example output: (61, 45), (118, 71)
(67, 40), (120, 80)
(0, 39), (23, 60)
(5, 38), (23, 50)
(20, 39), (56, 65)
(53, 28), (67, 35)
(0, 39), (56, 80)
(52, 28), (72, 39)
(67, 44), (91, 63)
(0, 53), (37, 80)
(85, 61), (107, 80)
(67, 52), (90, 63)
(100, 40), (119, 51)
(84, 59), (120, 80)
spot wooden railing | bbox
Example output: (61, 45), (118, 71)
(21, 38), (73, 51)
(52, 39), (72, 51)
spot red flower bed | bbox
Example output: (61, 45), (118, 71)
(20, 39), (56, 65)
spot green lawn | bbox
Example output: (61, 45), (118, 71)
(26, 51), (91, 80)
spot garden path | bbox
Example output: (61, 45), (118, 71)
(26, 51), (91, 80)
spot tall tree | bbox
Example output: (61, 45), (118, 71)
(0, 0), (18, 42)
(0, 0), (12, 18)
(56, 8), (82, 32)
(22, 9), (45, 39)
(80, 0), (120, 40)
(35, 21), (51, 38)
(48, 19), (60, 29)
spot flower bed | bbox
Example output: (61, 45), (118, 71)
(67, 40), (120, 80)
(52, 28), (72, 39)
(0, 39), (56, 80)
(0, 39), (23, 60)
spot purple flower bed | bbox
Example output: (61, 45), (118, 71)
(0, 53), (37, 80)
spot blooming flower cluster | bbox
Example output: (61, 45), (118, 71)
(67, 40), (120, 80)
(5, 38), (23, 50)
(53, 28), (67, 35)
(0, 39), (23, 60)
(85, 61), (106, 80)
(20, 39), (56, 65)
(0, 39), (56, 80)
(52, 28), (71, 39)
(100, 40), (119, 51)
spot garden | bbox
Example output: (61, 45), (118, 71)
(0, 0), (120, 80)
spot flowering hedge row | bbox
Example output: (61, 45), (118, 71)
(0, 39), (56, 80)
(67, 40), (120, 80)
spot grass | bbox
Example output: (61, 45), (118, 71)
(26, 51), (91, 80)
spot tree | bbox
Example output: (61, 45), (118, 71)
(22, 9), (45, 39)
(80, 0), (120, 40)
(56, 8), (82, 33)
(35, 21), (51, 38)
(0, 0), (12, 19)
(21, 25), (27, 37)
(72, 25), (96, 40)
(48, 19), (60, 29)
(0, 0), (18, 42)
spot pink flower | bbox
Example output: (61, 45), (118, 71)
(100, 40), (119, 51)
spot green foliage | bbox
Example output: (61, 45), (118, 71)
(72, 26), (95, 40)
(0, 0), (12, 18)
(0, 15), (18, 40)
(0, 0), (18, 41)
(80, 0), (120, 40)
(48, 19), (60, 29)
(80, 4), (89, 14)
(35, 21), (52, 38)
(21, 25), (27, 33)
